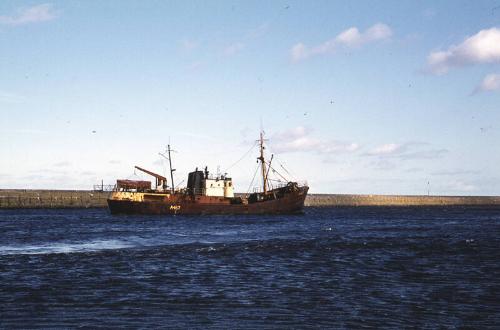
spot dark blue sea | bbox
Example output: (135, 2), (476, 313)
(1, 207), (499, 328)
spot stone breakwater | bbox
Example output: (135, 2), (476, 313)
(0, 190), (109, 209)
(1, 190), (500, 209)
(304, 194), (500, 206)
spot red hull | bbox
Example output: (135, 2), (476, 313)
(108, 186), (308, 215)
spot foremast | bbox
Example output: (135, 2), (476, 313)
(159, 144), (176, 193)
(167, 144), (175, 194)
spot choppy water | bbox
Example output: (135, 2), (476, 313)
(1, 207), (499, 328)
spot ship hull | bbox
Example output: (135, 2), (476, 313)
(108, 187), (308, 215)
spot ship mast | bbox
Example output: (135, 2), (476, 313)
(258, 131), (268, 194)
(167, 144), (175, 194)
(159, 144), (176, 194)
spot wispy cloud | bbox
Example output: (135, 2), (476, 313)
(370, 159), (397, 171)
(290, 23), (392, 62)
(366, 143), (404, 156)
(473, 73), (500, 94)
(0, 3), (59, 26)
(270, 126), (359, 154)
(365, 142), (448, 160)
(399, 149), (449, 160)
(223, 42), (245, 56)
(426, 27), (500, 75)
(431, 169), (480, 176)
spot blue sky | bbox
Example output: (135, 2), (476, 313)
(1, 1), (499, 195)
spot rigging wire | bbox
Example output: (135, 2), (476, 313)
(277, 159), (297, 181)
(245, 162), (260, 196)
(267, 162), (289, 182)
(278, 160), (292, 176)
(264, 142), (297, 182)
(224, 141), (258, 172)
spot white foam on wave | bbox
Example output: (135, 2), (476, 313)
(0, 239), (135, 256)
(165, 231), (189, 237)
(196, 246), (219, 253)
(211, 230), (239, 236)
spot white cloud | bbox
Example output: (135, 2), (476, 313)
(270, 126), (359, 154)
(0, 3), (58, 26)
(223, 42), (245, 56)
(321, 142), (359, 153)
(364, 23), (393, 43)
(474, 73), (500, 93)
(367, 143), (403, 156)
(426, 27), (500, 75)
(290, 23), (392, 62)
(366, 142), (448, 160)
(336, 27), (363, 46)
(290, 43), (308, 62)
(272, 126), (319, 152)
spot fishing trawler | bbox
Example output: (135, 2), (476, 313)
(107, 132), (309, 215)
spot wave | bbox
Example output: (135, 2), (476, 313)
(0, 239), (135, 255)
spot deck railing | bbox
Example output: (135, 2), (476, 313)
(92, 184), (116, 192)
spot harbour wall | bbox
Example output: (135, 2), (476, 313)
(304, 194), (500, 207)
(1, 189), (500, 209)
(0, 190), (109, 209)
